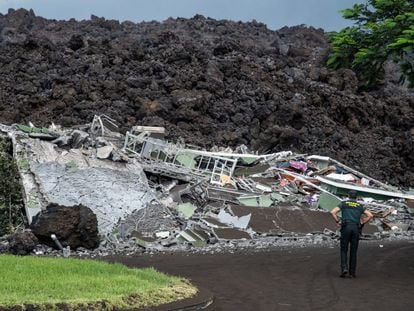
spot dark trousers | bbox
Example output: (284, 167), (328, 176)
(340, 223), (360, 275)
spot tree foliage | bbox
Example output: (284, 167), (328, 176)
(0, 137), (24, 236)
(328, 0), (414, 87)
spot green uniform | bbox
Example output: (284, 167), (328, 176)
(339, 200), (365, 223)
(339, 199), (365, 277)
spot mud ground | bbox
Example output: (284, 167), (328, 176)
(109, 241), (414, 311)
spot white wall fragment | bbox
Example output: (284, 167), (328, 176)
(17, 137), (156, 234)
(218, 209), (251, 229)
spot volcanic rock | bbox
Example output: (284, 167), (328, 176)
(7, 230), (38, 255)
(0, 9), (413, 187)
(30, 203), (99, 249)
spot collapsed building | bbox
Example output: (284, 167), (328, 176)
(0, 116), (413, 255)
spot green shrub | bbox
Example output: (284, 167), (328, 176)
(328, 0), (414, 88)
(0, 136), (25, 236)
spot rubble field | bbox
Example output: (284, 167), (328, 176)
(0, 116), (413, 256)
(0, 8), (413, 189)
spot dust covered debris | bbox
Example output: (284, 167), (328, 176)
(0, 118), (413, 255)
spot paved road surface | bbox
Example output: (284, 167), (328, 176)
(110, 241), (414, 311)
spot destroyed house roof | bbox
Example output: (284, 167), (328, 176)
(317, 176), (414, 200)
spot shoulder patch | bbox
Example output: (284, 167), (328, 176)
(345, 201), (360, 208)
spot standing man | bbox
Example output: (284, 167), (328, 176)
(330, 190), (373, 278)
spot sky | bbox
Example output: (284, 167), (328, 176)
(0, 0), (365, 31)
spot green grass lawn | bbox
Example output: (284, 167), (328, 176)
(0, 255), (197, 310)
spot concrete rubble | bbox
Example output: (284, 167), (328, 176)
(0, 116), (413, 256)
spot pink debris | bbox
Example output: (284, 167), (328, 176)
(289, 161), (308, 173)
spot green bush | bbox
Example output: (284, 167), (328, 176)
(0, 136), (25, 236)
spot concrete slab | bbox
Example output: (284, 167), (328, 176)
(230, 204), (338, 234)
(16, 137), (155, 234)
(213, 228), (251, 240)
(201, 217), (228, 228)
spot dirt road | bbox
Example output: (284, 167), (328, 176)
(110, 241), (414, 311)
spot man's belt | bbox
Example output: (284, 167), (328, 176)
(342, 221), (359, 225)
